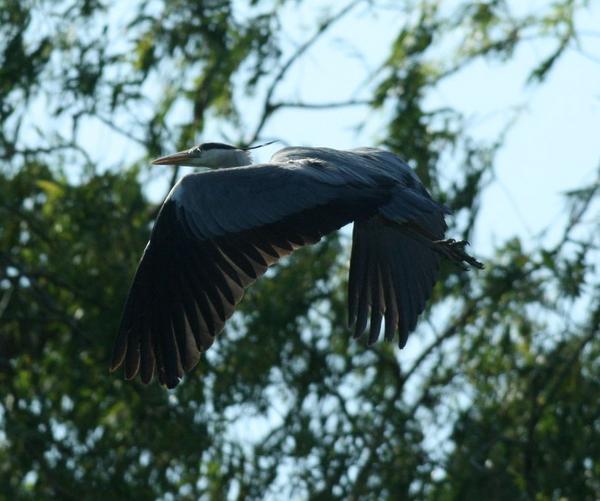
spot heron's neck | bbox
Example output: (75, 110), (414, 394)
(208, 149), (252, 168)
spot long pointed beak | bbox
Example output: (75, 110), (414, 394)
(151, 150), (191, 165)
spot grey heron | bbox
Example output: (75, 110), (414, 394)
(110, 142), (483, 388)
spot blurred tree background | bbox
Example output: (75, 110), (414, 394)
(1, 0), (598, 499)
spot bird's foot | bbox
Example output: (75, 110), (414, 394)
(433, 239), (484, 270)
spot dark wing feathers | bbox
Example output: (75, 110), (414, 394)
(139, 310), (155, 384)
(368, 259), (383, 345)
(348, 217), (442, 347)
(111, 162), (386, 387)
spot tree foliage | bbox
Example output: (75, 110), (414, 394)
(1, 0), (598, 499)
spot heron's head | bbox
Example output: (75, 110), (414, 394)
(152, 141), (275, 169)
(151, 142), (252, 168)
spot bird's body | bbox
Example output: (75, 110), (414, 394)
(111, 143), (482, 388)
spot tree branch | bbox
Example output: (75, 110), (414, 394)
(272, 99), (372, 111)
(248, 0), (365, 143)
(400, 301), (479, 389)
(95, 114), (147, 146)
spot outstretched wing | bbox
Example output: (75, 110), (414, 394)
(111, 159), (389, 388)
(348, 186), (449, 347)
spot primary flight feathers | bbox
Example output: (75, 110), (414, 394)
(110, 145), (483, 388)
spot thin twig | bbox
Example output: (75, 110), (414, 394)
(95, 114), (146, 146)
(272, 99), (372, 110)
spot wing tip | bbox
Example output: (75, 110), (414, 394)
(109, 349), (126, 373)
(163, 374), (182, 389)
(397, 329), (409, 349)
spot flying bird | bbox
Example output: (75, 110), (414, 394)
(110, 142), (483, 388)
